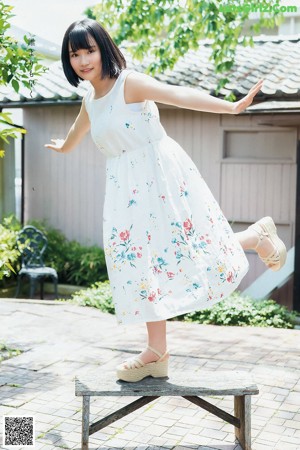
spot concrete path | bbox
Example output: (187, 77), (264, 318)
(0, 298), (300, 450)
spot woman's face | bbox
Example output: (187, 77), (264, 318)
(69, 35), (102, 82)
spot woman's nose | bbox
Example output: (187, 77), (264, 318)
(79, 54), (89, 66)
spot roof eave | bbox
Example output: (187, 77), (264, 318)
(242, 108), (300, 114)
(0, 99), (83, 108)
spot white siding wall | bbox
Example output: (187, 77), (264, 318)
(23, 105), (297, 295)
(0, 139), (16, 221)
(159, 107), (221, 200)
(24, 105), (106, 246)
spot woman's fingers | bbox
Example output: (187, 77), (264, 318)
(248, 79), (263, 96)
(232, 80), (264, 114)
(44, 138), (64, 151)
(239, 79), (263, 110)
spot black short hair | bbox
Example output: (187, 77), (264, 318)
(61, 19), (127, 87)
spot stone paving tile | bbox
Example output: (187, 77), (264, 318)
(276, 445), (300, 450)
(1, 299), (300, 450)
(281, 403), (300, 413)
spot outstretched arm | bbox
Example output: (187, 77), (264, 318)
(125, 72), (263, 115)
(45, 98), (90, 153)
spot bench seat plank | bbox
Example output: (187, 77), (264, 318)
(75, 370), (258, 397)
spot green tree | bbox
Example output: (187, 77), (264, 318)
(89, 0), (284, 99)
(0, 1), (46, 157)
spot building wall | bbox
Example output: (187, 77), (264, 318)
(23, 105), (106, 247)
(0, 139), (16, 221)
(23, 105), (297, 298)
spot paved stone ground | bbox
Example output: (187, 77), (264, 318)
(0, 297), (300, 450)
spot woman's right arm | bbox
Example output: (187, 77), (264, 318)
(45, 98), (90, 153)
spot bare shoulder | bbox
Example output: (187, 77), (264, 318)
(124, 70), (165, 104)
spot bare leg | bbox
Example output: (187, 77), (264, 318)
(235, 228), (257, 251)
(143, 320), (167, 361)
(123, 320), (168, 367)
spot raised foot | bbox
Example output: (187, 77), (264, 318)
(248, 216), (287, 271)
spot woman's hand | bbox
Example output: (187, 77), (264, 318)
(232, 79), (264, 114)
(44, 139), (65, 152)
(44, 100), (90, 154)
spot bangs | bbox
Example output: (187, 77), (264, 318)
(68, 28), (95, 52)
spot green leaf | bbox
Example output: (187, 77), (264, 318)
(5, 261), (16, 274)
(11, 78), (19, 93)
(0, 112), (13, 124)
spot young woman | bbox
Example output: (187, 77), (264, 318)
(46, 18), (287, 382)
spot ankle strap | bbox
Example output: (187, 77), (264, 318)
(147, 345), (168, 359)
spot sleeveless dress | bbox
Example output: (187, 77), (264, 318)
(84, 68), (249, 326)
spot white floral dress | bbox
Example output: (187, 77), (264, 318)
(84, 68), (249, 325)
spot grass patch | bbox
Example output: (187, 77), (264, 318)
(0, 343), (23, 362)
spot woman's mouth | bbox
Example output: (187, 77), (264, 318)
(81, 68), (93, 73)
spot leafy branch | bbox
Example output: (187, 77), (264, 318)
(0, 1), (47, 157)
(89, 0), (283, 99)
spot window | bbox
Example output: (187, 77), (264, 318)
(223, 130), (296, 161)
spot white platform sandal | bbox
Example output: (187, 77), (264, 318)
(116, 345), (169, 382)
(248, 216), (287, 271)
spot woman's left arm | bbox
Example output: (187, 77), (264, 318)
(127, 72), (263, 115)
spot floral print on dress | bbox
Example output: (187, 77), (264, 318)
(129, 274), (171, 307)
(125, 122), (135, 130)
(180, 181), (189, 197)
(127, 187), (139, 208)
(151, 253), (168, 275)
(141, 110), (158, 122)
(171, 216), (212, 264)
(105, 225), (143, 270)
(146, 179), (154, 192)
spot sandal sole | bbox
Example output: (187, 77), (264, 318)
(117, 359), (169, 383)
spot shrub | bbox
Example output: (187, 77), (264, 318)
(0, 216), (20, 282)
(181, 291), (298, 329)
(60, 241), (108, 286)
(28, 219), (108, 286)
(1, 215), (108, 287)
(68, 280), (114, 314)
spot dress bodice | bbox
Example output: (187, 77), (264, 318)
(84, 68), (167, 158)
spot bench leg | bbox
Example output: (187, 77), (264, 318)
(82, 395), (90, 450)
(234, 395), (251, 450)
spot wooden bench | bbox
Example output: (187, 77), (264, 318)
(75, 370), (259, 450)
